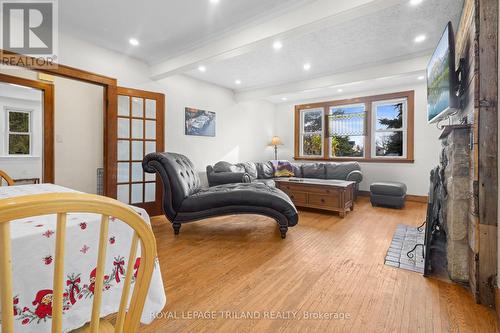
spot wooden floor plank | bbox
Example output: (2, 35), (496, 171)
(140, 197), (497, 333)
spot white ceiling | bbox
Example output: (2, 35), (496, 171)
(264, 71), (426, 104)
(186, 0), (463, 90)
(0, 83), (42, 102)
(59, 0), (313, 64)
(59, 0), (464, 100)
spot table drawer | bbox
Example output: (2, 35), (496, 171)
(279, 183), (339, 195)
(308, 193), (340, 207)
(288, 191), (307, 205)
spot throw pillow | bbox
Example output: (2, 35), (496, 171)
(236, 162), (258, 180)
(213, 161), (244, 173)
(272, 160), (295, 177)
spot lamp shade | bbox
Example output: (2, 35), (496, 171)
(270, 136), (283, 146)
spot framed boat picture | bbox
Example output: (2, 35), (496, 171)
(185, 107), (216, 137)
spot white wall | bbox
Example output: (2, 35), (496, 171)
(274, 84), (441, 196)
(53, 76), (103, 194)
(1, 34), (275, 188)
(55, 34), (276, 185)
(141, 76), (276, 182)
(57, 34), (152, 87)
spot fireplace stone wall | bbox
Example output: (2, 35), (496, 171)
(439, 126), (471, 282)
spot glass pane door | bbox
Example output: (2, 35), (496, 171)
(115, 87), (164, 216)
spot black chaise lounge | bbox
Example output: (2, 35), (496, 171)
(143, 152), (298, 238)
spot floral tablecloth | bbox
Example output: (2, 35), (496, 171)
(0, 184), (166, 332)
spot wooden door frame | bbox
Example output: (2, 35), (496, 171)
(1, 50), (118, 197)
(0, 73), (55, 183)
(116, 86), (165, 216)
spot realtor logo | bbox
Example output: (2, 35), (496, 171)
(1, 0), (58, 67)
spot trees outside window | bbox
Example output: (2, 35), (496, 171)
(7, 110), (32, 155)
(373, 99), (406, 158)
(328, 104), (365, 157)
(299, 108), (323, 157)
(295, 91), (413, 162)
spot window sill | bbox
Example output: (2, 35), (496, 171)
(0, 155), (41, 160)
(293, 156), (414, 164)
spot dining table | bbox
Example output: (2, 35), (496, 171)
(0, 184), (166, 333)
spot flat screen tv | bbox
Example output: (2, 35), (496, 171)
(427, 21), (459, 123)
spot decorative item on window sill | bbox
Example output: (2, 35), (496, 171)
(269, 136), (283, 160)
(327, 111), (366, 136)
(328, 108), (366, 158)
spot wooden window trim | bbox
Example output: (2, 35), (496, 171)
(294, 90), (414, 163)
(298, 107), (324, 158)
(6, 109), (33, 156)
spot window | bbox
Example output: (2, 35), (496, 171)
(299, 108), (323, 157)
(372, 99), (407, 158)
(328, 104), (366, 158)
(6, 109), (32, 155)
(294, 91), (414, 163)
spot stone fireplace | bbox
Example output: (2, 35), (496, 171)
(425, 125), (471, 282)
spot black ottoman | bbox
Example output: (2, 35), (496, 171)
(370, 182), (407, 208)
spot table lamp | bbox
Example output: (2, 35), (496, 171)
(269, 136), (283, 160)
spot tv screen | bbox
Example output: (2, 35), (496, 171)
(427, 22), (458, 123)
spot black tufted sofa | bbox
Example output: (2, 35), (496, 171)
(142, 152), (299, 238)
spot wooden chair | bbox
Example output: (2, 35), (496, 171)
(0, 193), (158, 333)
(0, 170), (14, 186)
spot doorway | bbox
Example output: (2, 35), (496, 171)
(0, 73), (54, 183)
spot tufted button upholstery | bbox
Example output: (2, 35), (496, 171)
(180, 182), (297, 226)
(143, 152), (202, 219)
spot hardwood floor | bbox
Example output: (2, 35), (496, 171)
(140, 197), (498, 333)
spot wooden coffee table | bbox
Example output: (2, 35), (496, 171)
(275, 178), (356, 217)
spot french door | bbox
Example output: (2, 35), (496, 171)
(112, 87), (164, 216)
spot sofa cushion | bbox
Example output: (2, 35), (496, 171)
(302, 163), (326, 179)
(271, 160), (295, 177)
(291, 163), (303, 178)
(236, 162), (258, 180)
(213, 161), (245, 173)
(370, 182), (407, 197)
(256, 161), (275, 179)
(325, 162), (361, 180)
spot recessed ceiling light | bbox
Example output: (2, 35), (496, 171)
(235, 79), (241, 85)
(281, 97), (288, 101)
(414, 34), (426, 43)
(337, 88), (343, 93)
(129, 38), (139, 46)
(273, 41), (283, 50)
(303, 63), (311, 71)
(210, 0), (220, 4)
(418, 75), (425, 80)
(198, 65), (207, 72)
(409, 0), (423, 5)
